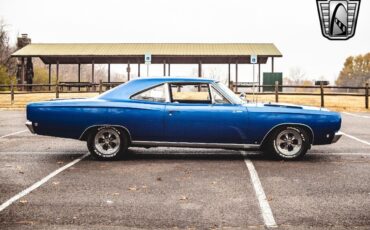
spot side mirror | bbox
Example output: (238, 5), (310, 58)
(239, 93), (246, 100)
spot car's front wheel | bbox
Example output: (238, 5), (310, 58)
(264, 126), (310, 160)
(87, 126), (128, 160)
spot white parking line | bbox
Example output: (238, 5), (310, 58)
(0, 151), (86, 155)
(0, 129), (28, 139)
(241, 151), (277, 228)
(340, 131), (370, 146)
(342, 112), (370, 119)
(0, 152), (89, 212)
(324, 152), (370, 156)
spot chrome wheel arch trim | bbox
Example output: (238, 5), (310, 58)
(260, 123), (314, 146)
(79, 124), (132, 141)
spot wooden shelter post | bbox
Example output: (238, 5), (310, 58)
(258, 63), (261, 92)
(56, 60), (59, 98)
(163, 60), (166, 76)
(235, 62), (239, 93)
(271, 57), (275, 73)
(78, 63), (81, 92)
(228, 63), (231, 88)
(198, 61), (202, 77)
(48, 64), (51, 91)
(168, 64), (171, 76)
(138, 63), (140, 77)
(91, 60), (95, 91)
(108, 63), (111, 83)
(127, 61), (131, 81)
(21, 57), (25, 90)
(56, 61), (59, 83)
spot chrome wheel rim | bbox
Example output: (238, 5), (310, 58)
(275, 129), (303, 157)
(94, 128), (120, 156)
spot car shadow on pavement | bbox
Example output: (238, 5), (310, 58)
(84, 148), (280, 162)
(82, 148), (334, 162)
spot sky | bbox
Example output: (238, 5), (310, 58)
(0, 0), (369, 83)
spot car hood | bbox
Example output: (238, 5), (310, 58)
(258, 102), (328, 111)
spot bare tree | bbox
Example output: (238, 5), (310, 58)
(0, 18), (17, 85)
(288, 67), (306, 85)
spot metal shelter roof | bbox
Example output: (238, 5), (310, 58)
(12, 43), (282, 64)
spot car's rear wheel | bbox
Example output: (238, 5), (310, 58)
(264, 126), (310, 160)
(87, 126), (128, 160)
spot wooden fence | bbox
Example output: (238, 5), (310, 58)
(0, 81), (369, 109)
(234, 81), (369, 109)
(0, 80), (122, 105)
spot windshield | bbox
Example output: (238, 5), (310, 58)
(216, 82), (244, 104)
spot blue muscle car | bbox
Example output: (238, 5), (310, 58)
(26, 77), (342, 160)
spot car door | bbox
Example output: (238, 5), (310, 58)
(125, 83), (167, 141)
(164, 82), (249, 144)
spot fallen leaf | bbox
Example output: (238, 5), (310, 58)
(180, 195), (188, 201)
(156, 177), (162, 181)
(211, 181), (217, 185)
(128, 186), (138, 191)
(106, 200), (113, 204)
(141, 185), (147, 189)
(57, 161), (64, 165)
(18, 171), (24, 174)
(52, 181), (60, 185)
(112, 192), (120, 196)
(16, 221), (34, 225)
(19, 199), (28, 204)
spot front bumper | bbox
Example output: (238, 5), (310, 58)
(25, 121), (35, 134)
(331, 132), (342, 143)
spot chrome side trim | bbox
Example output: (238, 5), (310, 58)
(331, 132), (342, 143)
(131, 140), (260, 150)
(25, 121), (35, 134)
(210, 84), (233, 105)
(164, 83), (171, 103)
(79, 124), (132, 141)
(259, 123), (315, 145)
(211, 82), (238, 105)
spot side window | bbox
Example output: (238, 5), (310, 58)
(131, 84), (166, 103)
(170, 83), (211, 104)
(211, 87), (231, 104)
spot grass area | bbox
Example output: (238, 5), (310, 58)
(251, 94), (369, 112)
(0, 92), (99, 110)
(0, 92), (368, 112)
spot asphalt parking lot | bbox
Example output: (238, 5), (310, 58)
(0, 110), (369, 229)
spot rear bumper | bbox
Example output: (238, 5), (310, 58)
(331, 132), (342, 143)
(25, 121), (35, 134)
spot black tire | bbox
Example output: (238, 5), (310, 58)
(263, 126), (310, 160)
(87, 126), (128, 160)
